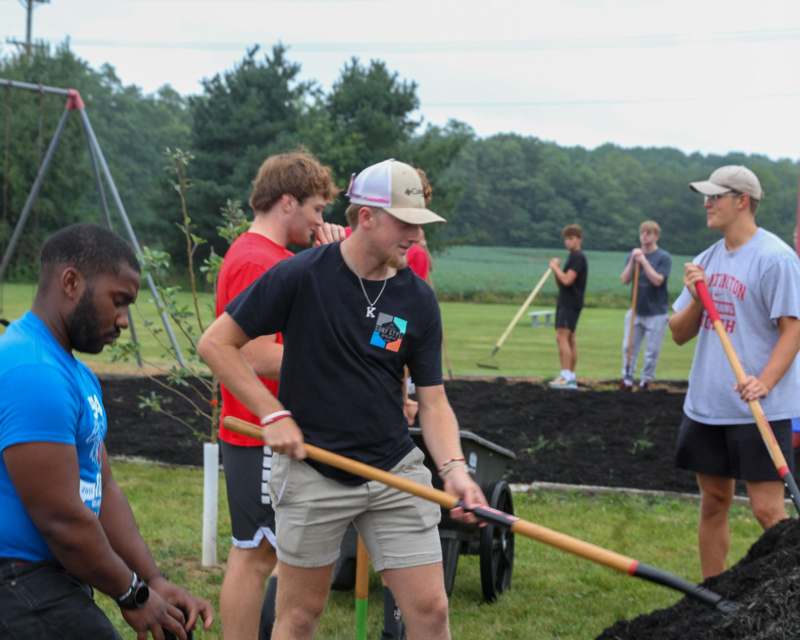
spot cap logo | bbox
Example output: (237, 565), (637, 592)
(404, 187), (423, 197)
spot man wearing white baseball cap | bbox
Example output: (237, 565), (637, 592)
(199, 159), (486, 639)
(669, 165), (800, 578)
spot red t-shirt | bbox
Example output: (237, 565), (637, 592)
(406, 244), (431, 281)
(346, 226), (430, 281)
(216, 232), (293, 446)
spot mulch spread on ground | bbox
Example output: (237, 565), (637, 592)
(102, 375), (799, 494)
(597, 517), (800, 640)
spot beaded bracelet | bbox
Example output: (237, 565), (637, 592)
(437, 457), (465, 473)
(438, 459), (467, 479)
(260, 410), (292, 426)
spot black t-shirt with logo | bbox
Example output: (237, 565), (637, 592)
(227, 243), (443, 484)
(556, 250), (588, 310)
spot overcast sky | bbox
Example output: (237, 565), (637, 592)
(2, 0), (800, 160)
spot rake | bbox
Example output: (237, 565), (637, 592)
(477, 267), (551, 369)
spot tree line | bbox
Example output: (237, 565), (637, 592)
(1, 42), (797, 278)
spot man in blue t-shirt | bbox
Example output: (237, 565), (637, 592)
(619, 220), (672, 390)
(0, 224), (213, 639)
(199, 159), (487, 640)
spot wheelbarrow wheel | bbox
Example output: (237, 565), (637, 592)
(440, 534), (460, 596)
(479, 479), (515, 602)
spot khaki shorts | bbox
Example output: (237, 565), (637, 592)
(269, 447), (442, 571)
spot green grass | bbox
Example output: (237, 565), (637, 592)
(432, 246), (692, 307)
(0, 282), (694, 380)
(98, 459), (761, 640)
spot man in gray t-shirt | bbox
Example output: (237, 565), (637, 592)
(619, 220), (672, 389)
(670, 165), (800, 580)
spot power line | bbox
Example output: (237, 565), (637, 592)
(423, 92), (800, 109)
(37, 27), (800, 55)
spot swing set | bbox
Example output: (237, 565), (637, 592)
(0, 77), (185, 365)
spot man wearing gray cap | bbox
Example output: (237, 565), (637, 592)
(669, 165), (800, 578)
(198, 159), (486, 639)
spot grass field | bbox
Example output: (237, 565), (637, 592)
(97, 459), (761, 640)
(0, 281), (695, 380)
(431, 246), (693, 307)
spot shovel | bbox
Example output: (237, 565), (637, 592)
(624, 262), (641, 381)
(224, 416), (737, 613)
(695, 281), (800, 516)
(477, 267), (551, 369)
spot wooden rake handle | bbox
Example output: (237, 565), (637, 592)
(223, 416), (735, 612)
(626, 262), (641, 373)
(695, 281), (800, 514)
(492, 267), (552, 354)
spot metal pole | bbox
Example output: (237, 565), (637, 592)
(25, 1), (33, 56)
(0, 77), (70, 96)
(84, 132), (143, 367)
(0, 106), (69, 285)
(76, 107), (187, 366)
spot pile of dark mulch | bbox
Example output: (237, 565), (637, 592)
(598, 518), (800, 640)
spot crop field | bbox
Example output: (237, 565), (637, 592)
(431, 245), (692, 306)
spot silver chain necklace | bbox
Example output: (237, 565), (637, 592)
(357, 276), (388, 318)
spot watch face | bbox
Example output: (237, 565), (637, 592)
(133, 582), (150, 607)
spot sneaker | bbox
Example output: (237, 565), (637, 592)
(619, 378), (634, 391)
(639, 381), (650, 391)
(549, 377), (578, 390)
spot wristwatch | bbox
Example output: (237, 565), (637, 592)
(116, 571), (150, 610)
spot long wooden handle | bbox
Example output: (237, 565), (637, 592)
(626, 262), (641, 371)
(493, 267), (552, 352)
(695, 281), (800, 517)
(223, 416), (735, 611)
(694, 282), (790, 475)
(354, 536), (369, 639)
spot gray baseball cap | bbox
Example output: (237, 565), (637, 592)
(689, 165), (763, 200)
(346, 159), (445, 225)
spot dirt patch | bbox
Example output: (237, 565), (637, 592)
(102, 375), (710, 493)
(101, 375), (800, 494)
(598, 517), (800, 640)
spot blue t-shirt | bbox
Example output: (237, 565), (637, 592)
(0, 311), (107, 561)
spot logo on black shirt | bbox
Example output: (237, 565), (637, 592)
(370, 312), (407, 352)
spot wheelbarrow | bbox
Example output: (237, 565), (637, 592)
(331, 428), (517, 604)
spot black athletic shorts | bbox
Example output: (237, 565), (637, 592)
(555, 305), (582, 332)
(675, 413), (794, 482)
(220, 440), (277, 549)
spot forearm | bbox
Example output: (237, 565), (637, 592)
(100, 479), (161, 582)
(240, 335), (283, 379)
(39, 509), (132, 597)
(199, 338), (283, 419)
(641, 260), (665, 286)
(418, 402), (463, 470)
(668, 300), (703, 344)
(552, 266), (567, 285)
(620, 258), (633, 284)
(758, 319), (800, 390)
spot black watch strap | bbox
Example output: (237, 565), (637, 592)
(116, 571), (150, 609)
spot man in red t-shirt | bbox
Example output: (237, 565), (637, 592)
(216, 150), (341, 640)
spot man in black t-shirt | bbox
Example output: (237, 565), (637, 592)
(198, 159), (486, 640)
(549, 224), (589, 390)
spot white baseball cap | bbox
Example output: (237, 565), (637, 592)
(689, 165), (763, 200)
(346, 159), (446, 225)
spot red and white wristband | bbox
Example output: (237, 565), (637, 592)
(259, 410), (292, 427)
